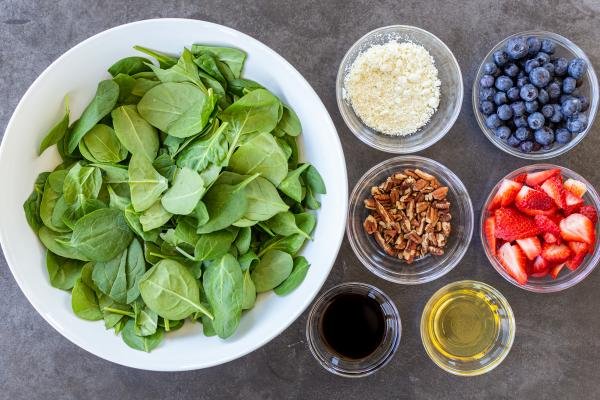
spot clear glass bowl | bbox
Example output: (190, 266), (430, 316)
(473, 30), (599, 160)
(347, 156), (474, 284)
(305, 282), (401, 377)
(420, 280), (515, 376)
(481, 164), (600, 292)
(336, 25), (463, 153)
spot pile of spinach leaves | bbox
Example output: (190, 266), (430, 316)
(23, 44), (326, 352)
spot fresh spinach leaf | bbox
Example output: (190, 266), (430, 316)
(304, 165), (326, 194)
(23, 172), (49, 232)
(71, 277), (103, 321)
(228, 132), (288, 186)
(241, 270), (256, 310)
(191, 45), (246, 78)
(121, 318), (163, 352)
(133, 45), (177, 68)
(278, 164), (310, 202)
(39, 97), (69, 155)
(139, 259), (212, 320)
(202, 254), (243, 339)
(161, 167), (204, 215)
(111, 104), (159, 160)
(139, 201), (172, 231)
(71, 208), (133, 261)
(67, 79), (119, 153)
(274, 256), (310, 295)
(92, 248), (128, 303)
(263, 211), (311, 240)
(128, 153), (168, 212)
(108, 56), (152, 77)
(251, 249), (293, 292)
(194, 229), (236, 261)
(46, 250), (83, 290)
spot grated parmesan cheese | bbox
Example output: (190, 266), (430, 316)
(344, 41), (441, 136)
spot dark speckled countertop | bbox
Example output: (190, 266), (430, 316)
(2, 1), (600, 399)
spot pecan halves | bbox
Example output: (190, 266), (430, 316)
(362, 168), (452, 263)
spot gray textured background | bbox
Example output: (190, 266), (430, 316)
(2, 1), (600, 399)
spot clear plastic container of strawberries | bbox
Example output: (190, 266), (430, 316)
(481, 165), (600, 292)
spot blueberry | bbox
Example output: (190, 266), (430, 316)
(483, 62), (499, 76)
(534, 127), (555, 146)
(493, 50), (509, 67)
(562, 98), (581, 117)
(480, 100), (495, 115)
(497, 104), (513, 120)
(543, 63), (555, 76)
(529, 67), (551, 87)
(480, 74), (495, 88)
(479, 87), (496, 101)
(494, 91), (508, 105)
(525, 100), (539, 113)
(520, 140), (535, 153)
(535, 52), (551, 65)
(506, 36), (529, 59)
(485, 114), (503, 129)
(567, 113), (587, 133)
(577, 95), (590, 112)
(517, 76), (529, 88)
(514, 115), (528, 128)
(554, 57), (568, 76)
(514, 126), (532, 141)
(541, 104), (554, 118)
(511, 101), (526, 117)
(568, 58), (587, 80)
(528, 112), (545, 129)
(547, 82), (561, 99)
(504, 63), (520, 77)
(524, 59), (540, 74)
(561, 94), (575, 104)
(540, 39), (556, 54)
(537, 89), (549, 105)
(555, 128), (572, 144)
(507, 87), (520, 101)
(495, 75), (513, 91)
(550, 104), (563, 123)
(507, 135), (522, 147)
(563, 77), (577, 94)
(526, 37), (542, 56)
(495, 126), (511, 140)
(520, 83), (538, 101)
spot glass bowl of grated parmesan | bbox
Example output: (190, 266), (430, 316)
(336, 25), (463, 153)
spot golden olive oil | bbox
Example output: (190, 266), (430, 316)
(426, 288), (501, 361)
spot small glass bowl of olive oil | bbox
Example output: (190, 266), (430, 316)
(420, 280), (515, 376)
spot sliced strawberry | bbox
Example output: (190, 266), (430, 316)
(531, 255), (549, 274)
(568, 241), (590, 256)
(484, 217), (497, 255)
(541, 243), (572, 263)
(543, 232), (560, 244)
(514, 186), (557, 216)
(541, 176), (567, 209)
(549, 263), (565, 279)
(525, 169), (560, 186)
(564, 191), (584, 214)
(530, 270), (549, 278)
(560, 213), (595, 245)
(516, 237), (542, 260)
(488, 179), (523, 210)
(534, 215), (561, 236)
(578, 205), (598, 225)
(497, 242), (528, 285)
(564, 178), (587, 198)
(513, 173), (527, 184)
(494, 208), (541, 241)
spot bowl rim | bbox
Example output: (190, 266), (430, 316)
(346, 155), (474, 284)
(0, 18), (348, 371)
(336, 24), (464, 154)
(480, 164), (600, 292)
(419, 279), (516, 376)
(472, 30), (600, 160)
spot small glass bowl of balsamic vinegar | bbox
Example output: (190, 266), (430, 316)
(306, 282), (401, 377)
(420, 280), (515, 376)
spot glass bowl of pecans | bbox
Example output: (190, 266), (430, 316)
(347, 156), (474, 284)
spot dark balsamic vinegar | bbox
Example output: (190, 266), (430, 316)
(319, 292), (385, 359)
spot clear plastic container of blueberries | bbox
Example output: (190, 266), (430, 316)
(473, 31), (599, 160)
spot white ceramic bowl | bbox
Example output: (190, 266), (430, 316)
(0, 19), (347, 371)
